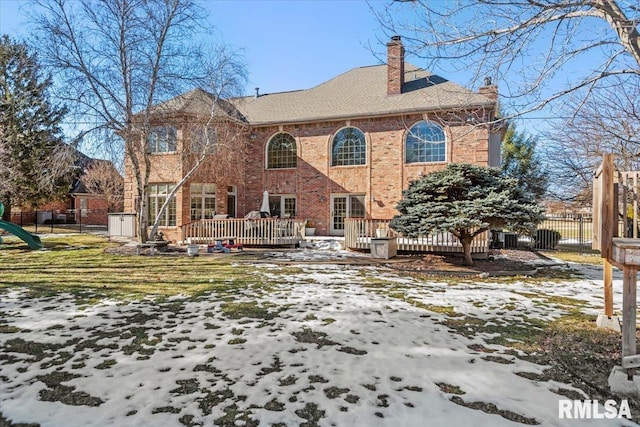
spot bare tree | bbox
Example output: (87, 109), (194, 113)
(32, 0), (247, 241)
(543, 76), (640, 205)
(80, 160), (124, 211)
(142, 46), (248, 240)
(145, 94), (249, 240)
(373, 1), (640, 116)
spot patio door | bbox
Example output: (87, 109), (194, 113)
(330, 194), (365, 235)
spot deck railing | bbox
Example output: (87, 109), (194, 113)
(181, 218), (306, 246)
(344, 218), (488, 254)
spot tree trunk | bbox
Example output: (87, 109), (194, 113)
(454, 229), (475, 265)
(137, 198), (148, 243)
(462, 239), (473, 266)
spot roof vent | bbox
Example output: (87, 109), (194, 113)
(255, 87), (260, 98)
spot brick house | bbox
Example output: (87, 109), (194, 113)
(11, 153), (121, 226)
(124, 36), (501, 241)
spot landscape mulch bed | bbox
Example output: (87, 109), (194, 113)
(384, 249), (549, 276)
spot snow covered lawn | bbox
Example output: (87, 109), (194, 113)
(1, 254), (637, 426)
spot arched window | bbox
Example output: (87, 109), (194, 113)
(405, 121), (446, 163)
(267, 133), (297, 169)
(331, 127), (366, 166)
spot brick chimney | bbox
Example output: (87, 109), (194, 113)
(387, 35), (405, 96)
(478, 76), (498, 100)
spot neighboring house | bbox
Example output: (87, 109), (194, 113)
(67, 158), (123, 225)
(12, 152), (121, 226)
(124, 36), (502, 241)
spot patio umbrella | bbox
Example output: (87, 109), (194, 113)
(260, 191), (271, 217)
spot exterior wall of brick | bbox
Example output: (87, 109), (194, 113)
(239, 114), (494, 235)
(12, 196), (110, 226)
(386, 36), (405, 95)
(72, 196), (110, 225)
(124, 112), (495, 238)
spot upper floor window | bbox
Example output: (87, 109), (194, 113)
(147, 126), (177, 153)
(405, 121), (446, 163)
(267, 133), (297, 169)
(191, 126), (217, 153)
(331, 127), (366, 166)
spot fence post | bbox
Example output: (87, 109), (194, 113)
(578, 214), (584, 253)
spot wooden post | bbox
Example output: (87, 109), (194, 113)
(622, 266), (638, 380)
(604, 259), (614, 317)
(600, 154), (615, 260)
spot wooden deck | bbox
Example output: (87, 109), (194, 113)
(180, 218), (306, 246)
(344, 219), (489, 255)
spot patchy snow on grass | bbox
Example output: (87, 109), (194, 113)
(0, 258), (637, 427)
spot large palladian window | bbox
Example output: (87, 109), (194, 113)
(267, 133), (297, 169)
(405, 121), (446, 163)
(331, 127), (366, 166)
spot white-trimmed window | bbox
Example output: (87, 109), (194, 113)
(191, 126), (217, 153)
(147, 126), (177, 153)
(267, 133), (297, 169)
(79, 198), (88, 217)
(405, 121), (446, 163)
(148, 184), (176, 226)
(268, 195), (296, 218)
(190, 183), (216, 220)
(331, 127), (366, 166)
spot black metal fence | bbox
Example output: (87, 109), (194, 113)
(8, 209), (110, 233)
(502, 214), (624, 253)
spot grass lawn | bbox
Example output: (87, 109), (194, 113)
(539, 250), (603, 265)
(1, 234), (638, 426)
(0, 234), (264, 299)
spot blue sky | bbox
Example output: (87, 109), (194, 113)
(0, 0), (398, 95)
(0, 0), (622, 139)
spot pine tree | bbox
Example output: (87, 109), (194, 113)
(501, 123), (548, 201)
(0, 35), (73, 219)
(390, 163), (544, 265)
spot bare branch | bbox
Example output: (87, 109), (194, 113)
(375, 0), (640, 115)
(32, 0), (247, 241)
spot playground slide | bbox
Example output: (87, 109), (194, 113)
(0, 220), (43, 250)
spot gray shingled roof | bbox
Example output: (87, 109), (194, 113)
(229, 64), (495, 126)
(148, 64), (495, 126)
(149, 88), (247, 123)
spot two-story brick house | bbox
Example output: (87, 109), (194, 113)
(124, 36), (501, 241)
